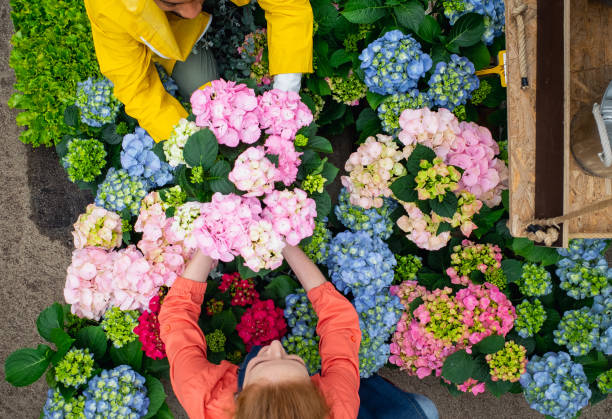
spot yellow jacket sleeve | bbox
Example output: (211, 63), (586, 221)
(87, 13), (187, 142)
(257, 0), (313, 76)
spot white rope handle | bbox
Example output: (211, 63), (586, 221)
(592, 103), (612, 167)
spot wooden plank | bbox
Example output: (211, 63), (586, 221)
(535, 0), (565, 246)
(508, 0), (612, 241)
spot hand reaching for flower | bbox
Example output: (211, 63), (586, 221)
(182, 249), (217, 283)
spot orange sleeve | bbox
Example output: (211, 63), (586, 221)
(159, 277), (238, 418)
(308, 282), (361, 418)
(86, 11), (187, 142)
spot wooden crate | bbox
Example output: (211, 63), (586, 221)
(507, 0), (612, 244)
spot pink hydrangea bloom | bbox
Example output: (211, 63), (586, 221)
(457, 378), (486, 395)
(185, 193), (262, 262)
(398, 108), (460, 160)
(229, 146), (280, 196)
(258, 89), (313, 140)
(240, 219), (285, 272)
(262, 188), (316, 246)
(389, 288), (467, 378)
(455, 283), (516, 346)
(190, 79), (260, 147)
(72, 204), (122, 250)
(390, 280), (428, 311)
(135, 192), (189, 288)
(264, 135), (302, 186)
(64, 247), (114, 320)
(341, 134), (410, 209)
(110, 245), (158, 312)
(446, 122), (507, 204)
(396, 202), (452, 250)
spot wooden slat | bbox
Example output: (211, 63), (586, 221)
(508, 0), (612, 242)
(535, 0), (565, 246)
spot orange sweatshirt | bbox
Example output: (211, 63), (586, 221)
(159, 277), (361, 419)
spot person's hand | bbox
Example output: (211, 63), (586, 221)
(182, 249), (217, 283)
(273, 73), (302, 93)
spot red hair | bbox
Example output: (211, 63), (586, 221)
(234, 380), (329, 419)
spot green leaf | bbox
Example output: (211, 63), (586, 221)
(446, 13), (485, 50)
(486, 379), (513, 397)
(110, 339), (143, 371)
(342, 0), (387, 24)
(390, 175), (417, 202)
(430, 44), (451, 67)
(408, 297), (423, 313)
(142, 357), (170, 378)
(101, 124), (123, 145)
(211, 310), (238, 337)
(183, 129), (219, 170)
(64, 105), (79, 128)
(461, 41), (491, 71)
(540, 309), (561, 334)
(209, 160), (236, 194)
(298, 150), (323, 178)
(5, 344), (53, 387)
(417, 15), (442, 44)
(261, 275), (299, 308)
(49, 329), (76, 366)
(143, 375), (166, 418)
(367, 91), (387, 110)
(510, 238), (561, 266)
(436, 222), (453, 235)
(320, 162), (339, 186)
(472, 206), (505, 239)
(405, 144), (437, 174)
(152, 141), (167, 163)
(55, 136), (71, 159)
(430, 193), (458, 218)
(329, 49), (354, 68)
(472, 335), (505, 354)
(37, 303), (64, 342)
(75, 326), (108, 360)
(393, 1), (425, 33)
(313, 191), (332, 220)
(470, 358), (491, 382)
(356, 108), (382, 140)
(441, 350), (475, 384)
(501, 259), (523, 284)
(308, 136), (334, 154)
(152, 401), (173, 419)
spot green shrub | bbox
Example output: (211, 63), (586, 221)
(8, 0), (101, 147)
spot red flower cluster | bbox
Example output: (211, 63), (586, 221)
(218, 272), (260, 306)
(236, 299), (287, 351)
(134, 293), (166, 360)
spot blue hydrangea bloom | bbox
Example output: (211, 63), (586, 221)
(75, 77), (121, 127)
(591, 295), (612, 355)
(553, 307), (599, 356)
(334, 188), (396, 240)
(83, 365), (149, 418)
(359, 30), (432, 96)
(428, 54), (479, 110)
(359, 330), (389, 378)
(121, 127), (174, 189)
(557, 239), (609, 262)
(43, 388), (86, 419)
(282, 290), (321, 374)
(95, 168), (148, 216)
(378, 89), (434, 134)
(555, 253), (612, 300)
(443, 0), (506, 45)
(155, 63), (179, 97)
(520, 352), (591, 419)
(326, 231), (396, 299)
(355, 293), (403, 339)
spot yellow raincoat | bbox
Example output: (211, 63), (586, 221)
(84, 0), (313, 142)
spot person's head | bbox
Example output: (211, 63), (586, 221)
(234, 340), (329, 419)
(152, 0), (204, 20)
